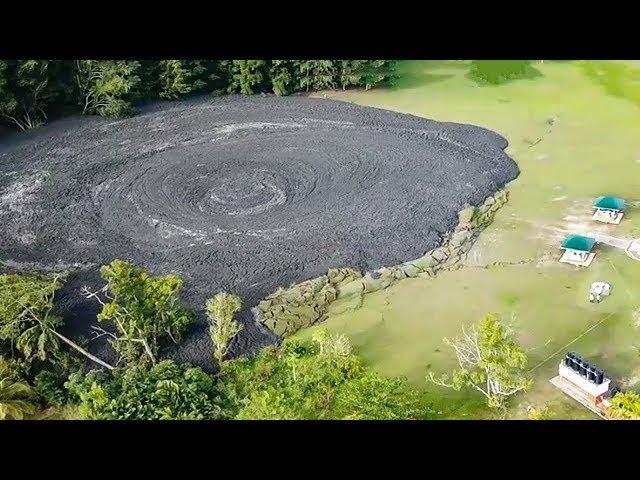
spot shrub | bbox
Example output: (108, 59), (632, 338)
(66, 360), (223, 420)
(468, 60), (540, 85)
(34, 370), (69, 407)
(608, 391), (640, 419)
(0, 356), (37, 419)
(218, 332), (432, 420)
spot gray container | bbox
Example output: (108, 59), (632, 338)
(564, 353), (573, 368)
(571, 354), (582, 372)
(578, 360), (587, 377)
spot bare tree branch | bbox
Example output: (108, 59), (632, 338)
(50, 329), (114, 371)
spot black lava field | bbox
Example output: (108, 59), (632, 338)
(0, 95), (519, 369)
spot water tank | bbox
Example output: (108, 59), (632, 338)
(586, 361), (594, 378)
(571, 354), (582, 371)
(587, 366), (596, 382)
(578, 360), (587, 377)
(564, 353), (572, 367)
(573, 355), (582, 373)
(595, 369), (604, 385)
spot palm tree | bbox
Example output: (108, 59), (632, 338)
(0, 274), (114, 370)
(0, 377), (37, 420)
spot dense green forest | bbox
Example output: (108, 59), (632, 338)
(0, 60), (396, 130)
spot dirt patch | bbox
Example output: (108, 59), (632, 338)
(0, 95), (518, 370)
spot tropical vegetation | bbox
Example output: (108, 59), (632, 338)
(0, 60), (396, 130)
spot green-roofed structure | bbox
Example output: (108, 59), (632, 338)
(560, 234), (597, 267)
(594, 196), (625, 212)
(593, 196), (626, 224)
(561, 234), (596, 252)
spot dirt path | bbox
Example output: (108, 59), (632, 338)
(626, 240), (640, 261)
(587, 232), (640, 261)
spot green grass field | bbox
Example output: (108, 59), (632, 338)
(299, 60), (640, 419)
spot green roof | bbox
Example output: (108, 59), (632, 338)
(594, 196), (625, 211)
(562, 234), (596, 252)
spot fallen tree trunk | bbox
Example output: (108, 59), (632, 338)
(51, 329), (115, 371)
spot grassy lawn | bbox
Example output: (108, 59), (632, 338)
(299, 60), (640, 419)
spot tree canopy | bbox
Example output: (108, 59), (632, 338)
(86, 259), (194, 366)
(0, 356), (38, 420)
(66, 360), (222, 420)
(0, 60), (396, 130)
(76, 60), (140, 117)
(0, 60), (72, 130)
(205, 292), (243, 366)
(0, 273), (114, 370)
(429, 313), (531, 409)
(607, 391), (640, 419)
(0, 274), (63, 363)
(218, 331), (432, 420)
